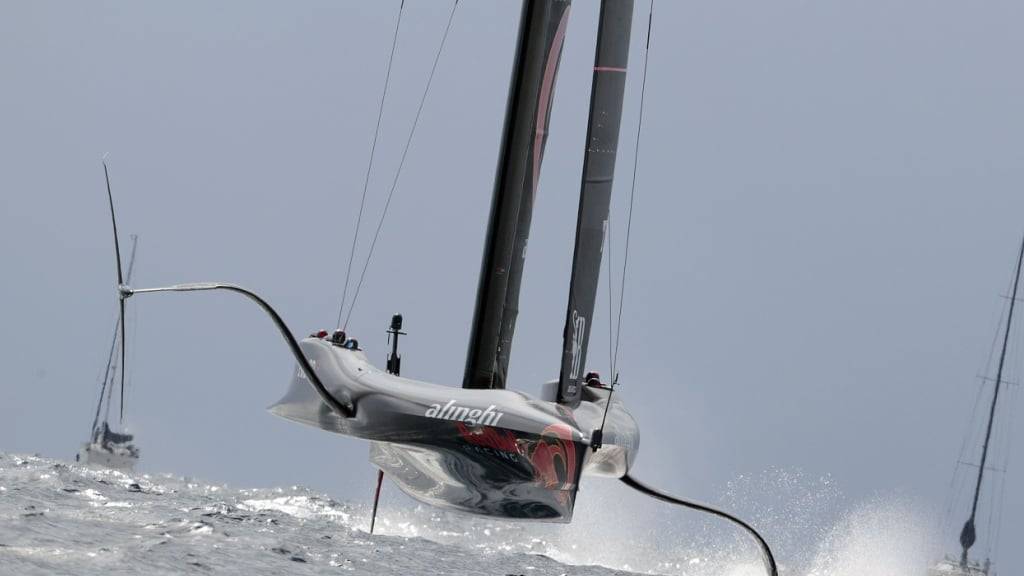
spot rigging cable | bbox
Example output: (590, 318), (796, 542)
(343, 0), (460, 330)
(611, 0), (654, 378)
(596, 0), (655, 441)
(989, 304), (1022, 561)
(336, 0), (407, 329)
(941, 282), (1008, 537)
(90, 316), (122, 436)
(607, 211), (615, 377)
(961, 235), (1024, 566)
(609, 7), (778, 575)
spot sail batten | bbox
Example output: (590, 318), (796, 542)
(464, 0), (572, 390)
(557, 0), (634, 406)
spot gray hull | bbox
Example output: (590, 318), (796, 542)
(270, 338), (638, 522)
(76, 442), (138, 471)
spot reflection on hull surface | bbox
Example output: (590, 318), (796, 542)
(371, 440), (579, 521)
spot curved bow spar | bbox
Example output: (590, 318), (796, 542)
(98, 1), (777, 574)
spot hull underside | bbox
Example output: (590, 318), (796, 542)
(371, 439), (579, 521)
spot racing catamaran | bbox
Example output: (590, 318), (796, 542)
(98, 2), (777, 573)
(78, 232), (140, 471)
(929, 237), (1024, 576)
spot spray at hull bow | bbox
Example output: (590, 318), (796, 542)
(269, 338), (639, 521)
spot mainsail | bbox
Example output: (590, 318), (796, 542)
(557, 0), (634, 406)
(464, 0), (572, 390)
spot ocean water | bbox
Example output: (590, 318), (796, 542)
(0, 453), (937, 576)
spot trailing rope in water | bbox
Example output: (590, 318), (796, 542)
(337, 1), (407, 329)
(343, 0), (460, 330)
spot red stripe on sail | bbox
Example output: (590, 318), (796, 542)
(532, 8), (571, 198)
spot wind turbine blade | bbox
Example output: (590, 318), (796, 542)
(119, 297), (126, 423)
(103, 160), (129, 424)
(103, 161), (125, 287)
(125, 235), (139, 284)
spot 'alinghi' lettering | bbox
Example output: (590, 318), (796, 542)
(424, 401), (504, 427)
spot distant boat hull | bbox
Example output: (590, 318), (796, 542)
(76, 441), (138, 471)
(928, 557), (989, 576)
(269, 338), (639, 522)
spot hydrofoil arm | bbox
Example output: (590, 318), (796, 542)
(621, 473), (778, 576)
(123, 282), (354, 418)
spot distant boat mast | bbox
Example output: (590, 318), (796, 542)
(959, 235), (1024, 568)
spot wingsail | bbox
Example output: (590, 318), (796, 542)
(464, 0), (572, 391)
(557, 0), (634, 406)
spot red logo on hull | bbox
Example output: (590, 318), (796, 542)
(529, 423), (578, 503)
(456, 422), (520, 454)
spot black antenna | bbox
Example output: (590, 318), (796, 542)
(590, 372), (618, 452)
(960, 235), (1024, 567)
(386, 313), (405, 376)
(103, 160), (130, 424)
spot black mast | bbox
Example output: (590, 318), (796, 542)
(959, 236), (1024, 568)
(464, 0), (572, 390)
(556, 0), (634, 406)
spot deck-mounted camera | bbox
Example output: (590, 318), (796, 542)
(386, 313), (405, 376)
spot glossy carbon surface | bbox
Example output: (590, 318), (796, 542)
(270, 338), (638, 522)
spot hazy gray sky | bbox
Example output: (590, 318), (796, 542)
(2, 1), (1024, 573)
